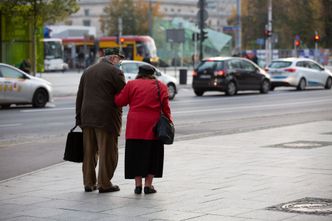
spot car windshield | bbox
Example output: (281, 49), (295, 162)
(269, 61), (292, 68)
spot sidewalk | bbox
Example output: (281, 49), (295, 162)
(1, 121), (332, 220)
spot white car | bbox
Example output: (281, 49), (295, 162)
(119, 60), (178, 100)
(267, 57), (332, 90)
(0, 63), (53, 108)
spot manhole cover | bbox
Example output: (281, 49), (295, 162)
(267, 197), (332, 215)
(266, 141), (332, 149)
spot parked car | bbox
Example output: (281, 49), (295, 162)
(192, 57), (270, 96)
(0, 63), (53, 108)
(119, 60), (178, 100)
(267, 57), (332, 90)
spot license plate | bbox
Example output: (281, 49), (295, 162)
(269, 70), (282, 75)
(200, 75), (211, 79)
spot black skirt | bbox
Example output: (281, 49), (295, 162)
(125, 139), (164, 179)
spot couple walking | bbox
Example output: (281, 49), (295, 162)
(75, 48), (172, 194)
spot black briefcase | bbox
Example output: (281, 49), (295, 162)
(63, 125), (83, 163)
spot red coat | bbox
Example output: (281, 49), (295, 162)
(115, 79), (172, 140)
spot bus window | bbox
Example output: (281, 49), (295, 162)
(44, 41), (63, 59)
(122, 44), (134, 60)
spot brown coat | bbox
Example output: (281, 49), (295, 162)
(76, 58), (126, 135)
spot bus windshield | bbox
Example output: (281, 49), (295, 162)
(44, 41), (63, 59)
(136, 40), (157, 58)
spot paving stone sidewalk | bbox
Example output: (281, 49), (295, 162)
(1, 121), (332, 220)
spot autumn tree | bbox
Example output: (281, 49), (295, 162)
(0, 0), (79, 74)
(100, 0), (161, 36)
(228, 0), (330, 50)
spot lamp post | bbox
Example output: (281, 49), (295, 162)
(265, 0), (272, 66)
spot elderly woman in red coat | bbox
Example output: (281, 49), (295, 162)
(115, 64), (172, 194)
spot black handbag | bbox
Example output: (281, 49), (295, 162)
(63, 125), (84, 163)
(155, 80), (174, 145)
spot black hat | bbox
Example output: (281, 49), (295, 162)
(138, 64), (155, 75)
(104, 48), (125, 58)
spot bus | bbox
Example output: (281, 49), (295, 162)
(99, 35), (159, 64)
(62, 37), (96, 69)
(61, 35), (159, 69)
(42, 38), (68, 72)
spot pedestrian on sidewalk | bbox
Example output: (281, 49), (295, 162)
(114, 64), (173, 194)
(76, 48), (126, 193)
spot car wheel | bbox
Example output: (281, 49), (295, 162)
(260, 80), (270, 94)
(325, 77), (332, 89)
(167, 83), (176, 100)
(194, 90), (204, 96)
(297, 78), (306, 90)
(32, 88), (48, 108)
(225, 81), (237, 96)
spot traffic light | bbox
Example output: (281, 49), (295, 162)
(120, 37), (125, 44)
(295, 39), (300, 47)
(264, 30), (272, 38)
(192, 32), (200, 41)
(201, 30), (208, 41)
(314, 33), (320, 42)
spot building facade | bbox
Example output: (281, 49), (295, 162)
(60, 0), (236, 37)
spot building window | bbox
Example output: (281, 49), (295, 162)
(65, 20), (73, 25)
(83, 20), (91, 26)
(84, 9), (89, 16)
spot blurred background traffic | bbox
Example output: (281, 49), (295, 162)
(0, 0), (331, 75)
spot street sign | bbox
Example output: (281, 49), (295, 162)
(256, 38), (265, 46)
(166, 29), (185, 43)
(222, 26), (239, 32)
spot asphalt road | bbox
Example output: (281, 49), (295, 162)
(0, 87), (332, 180)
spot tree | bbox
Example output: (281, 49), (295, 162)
(0, 0), (79, 75)
(100, 0), (161, 36)
(227, 0), (330, 49)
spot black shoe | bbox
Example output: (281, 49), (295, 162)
(144, 186), (157, 194)
(134, 186), (142, 194)
(99, 185), (120, 193)
(84, 186), (97, 192)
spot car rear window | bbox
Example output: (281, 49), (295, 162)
(197, 61), (224, 72)
(269, 61), (292, 68)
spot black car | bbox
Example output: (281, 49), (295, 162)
(192, 57), (271, 96)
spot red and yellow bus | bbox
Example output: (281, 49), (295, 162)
(62, 35), (158, 68)
(99, 35), (158, 64)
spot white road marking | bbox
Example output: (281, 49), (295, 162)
(0, 123), (22, 128)
(20, 107), (74, 113)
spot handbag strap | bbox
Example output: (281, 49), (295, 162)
(70, 125), (78, 132)
(155, 80), (163, 114)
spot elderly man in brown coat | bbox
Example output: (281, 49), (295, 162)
(76, 48), (126, 193)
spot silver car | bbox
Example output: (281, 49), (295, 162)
(267, 57), (332, 90)
(0, 63), (53, 108)
(119, 60), (178, 100)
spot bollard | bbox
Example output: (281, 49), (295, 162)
(179, 69), (187, 84)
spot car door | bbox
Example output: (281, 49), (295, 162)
(307, 61), (326, 86)
(296, 61), (314, 84)
(227, 59), (247, 89)
(0, 65), (32, 103)
(0, 70), (5, 103)
(239, 60), (261, 89)
(121, 62), (139, 82)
